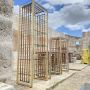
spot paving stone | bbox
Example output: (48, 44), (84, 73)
(0, 83), (15, 90)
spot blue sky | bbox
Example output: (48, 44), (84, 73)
(14, 0), (31, 5)
(14, 0), (90, 37)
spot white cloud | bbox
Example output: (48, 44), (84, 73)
(84, 0), (90, 4)
(14, 5), (19, 14)
(82, 28), (90, 32)
(66, 24), (84, 30)
(13, 1), (90, 33)
(60, 4), (90, 24)
(45, 0), (84, 5)
(48, 3), (90, 31)
(48, 11), (63, 29)
(43, 3), (55, 11)
(36, 0), (90, 32)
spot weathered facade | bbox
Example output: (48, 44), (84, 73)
(65, 35), (82, 62)
(0, 0), (13, 81)
(82, 32), (90, 49)
(0, 0), (13, 16)
(82, 32), (90, 64)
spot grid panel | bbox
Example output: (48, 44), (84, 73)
(34, 12), (50, 80)
(50, 38), (62, 74)
(17, 2), (49, 87)
(61, 39), (69, 71)
(17, 5), (32, 87)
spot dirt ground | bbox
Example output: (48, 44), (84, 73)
(52, 65), (90, 90)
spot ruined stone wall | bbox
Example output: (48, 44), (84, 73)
(12, 14), (19, 51)
(65, 35), (82, 59)
(48, 28), (65, 51)
(0, 0), (13, 16)
(0, 0), (13, 81)
(82, 32), (90, 49)
(0, 15), (12, 81)
(12, 14), (19, 80)
(0, 16), (12, 58)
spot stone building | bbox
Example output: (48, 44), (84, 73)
(65, 35), (82, 61)
(82, 32), (90, 64)
(82, 31), (90, 49)
(48, 28), (65, 50)
(48, 28), (65, 38)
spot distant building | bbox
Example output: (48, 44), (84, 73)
(82, 31), (90, 49)
(65, 35), (82, 59)
(48, 28), (65, 38)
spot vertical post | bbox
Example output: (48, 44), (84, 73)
(45, 12), (49, 80)
(60, 38), (62, 74)
(49, 38), (52, 79)
(88, 41), (90, 64)
(16, 6), (21, 84)
(66, 39), (69, 72)
(30, 0), (35, 87)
